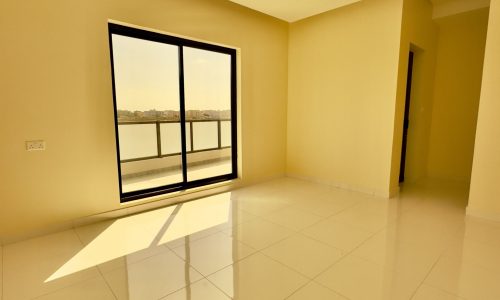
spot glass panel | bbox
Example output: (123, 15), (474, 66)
(118, 124), (157, 160)
(160, 123), (181, 155)
(183, 47), (233, 181)
(185, 122), (192, 152)
(193, 121), (218, 150)
(221, 121), (231, 147)
(160, 123), (191, 155)
(112, 34), (183, 192)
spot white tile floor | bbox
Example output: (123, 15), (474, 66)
(2, 177), (500, 299)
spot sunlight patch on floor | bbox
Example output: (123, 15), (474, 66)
(46, 192), (231, 282)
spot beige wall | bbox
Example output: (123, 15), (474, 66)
(426, 9), (489, 182)
(4, 0), (496, 241)
(0, 0), (288, 241)
(390, 0), (438, 187)
(468, 0), (500, 220)
(287, 0), (404, 197)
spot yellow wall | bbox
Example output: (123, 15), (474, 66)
(427, 9), (489, 182)
(287, 0), (404, 197)
(0, 0), (289, 241)
(468, 0), (500, 220)
(3, 0), (495, 241)
(390, 0), (437, 187)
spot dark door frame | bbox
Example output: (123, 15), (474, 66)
(399, 51), (414, 183)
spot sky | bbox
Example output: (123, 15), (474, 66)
(112, 34), (231, 112)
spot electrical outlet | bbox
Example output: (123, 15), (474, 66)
(26, 140), (46, 151)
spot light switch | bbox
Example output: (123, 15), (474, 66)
(26, 140), (46, 151)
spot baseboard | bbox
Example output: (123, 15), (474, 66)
(1, 178), (244, 246)
(389, 185), (400, 198)
(466, 206), (500, 223)
(0, 219), (77, 246)
(286, 173), (392, 199)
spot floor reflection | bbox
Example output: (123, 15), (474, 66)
(47, 192), (231, 282)
(3, 178), (500, 299)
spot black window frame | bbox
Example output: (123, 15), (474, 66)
(108, 23), (238, 202)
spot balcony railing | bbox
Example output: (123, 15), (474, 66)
(118, 119), (231, 163)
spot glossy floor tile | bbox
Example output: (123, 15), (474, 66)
(317, 255), (423, 300)
(412, 284), (466, 300)
(350, 230), (444, 280)
(207, 253), (308, 300)
(102, 250), (203, 300)
(222, 218), (295, 250)
(33, 277), (116, 300)
(2, 177), (500, 299)
(301, 218), (375, 252)
(159, 279), (230, 300)
(262, 206), (323, 231)
(262, 234), (342, 278)
(424, 253), (500, 300)
(2, 230), (101, 300)
(286, 281), (347, 300)
(171, 232), (256, 276)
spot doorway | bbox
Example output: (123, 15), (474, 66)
(399, 51), (414, 183)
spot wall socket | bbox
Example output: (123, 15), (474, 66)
(26, 140), (46, 151)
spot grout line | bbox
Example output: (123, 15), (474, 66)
(217, 188), (386, 299)
(72, 228), (118, 300)
(193, 246), (260, 278)
(243, 230), (356, 299)
(282, 279), (314, 299)
(408, 238), (461, 300)
(167, 235), (246, 299)
(408, 256), (443, 300)
(301, 226), (385, 297)
(27, 230), (110, 299)
(30, 277), (108, 299)
(204, 276), (234, 300)
(157, 277), (207, 300)
(164, 229), (221, 251)
(202, 251), (266, 299)
(422, 282), (467, 300)
(95, 265), (119, 300)
(159, 246), (225, 300)
(307, 199), (449, 297)
(259, 210), (328, 233)
(3, 179), (475, 300)
(72, 227), (85, 246)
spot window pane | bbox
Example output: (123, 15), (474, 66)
(110, 24), (237, 201)
(112, 34), (183, 192)
(118, 124), (157, 160)
(221, 121), (231, 147)
(160, 123), (191, 155)
(183, 47), (233, 181)
(160, 123), (181, 155)
(185, 122), (192, 152)
(193, 121), (218, 151)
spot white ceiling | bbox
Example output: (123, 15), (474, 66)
(229, 0), (362, 23)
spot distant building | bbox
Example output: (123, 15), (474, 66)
(117, 109), (230, 122)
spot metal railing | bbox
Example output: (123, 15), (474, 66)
(118, 119), (231, 163)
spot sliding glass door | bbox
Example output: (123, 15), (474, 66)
(109, 23), (237, 202)
(183, 47), (233, 181)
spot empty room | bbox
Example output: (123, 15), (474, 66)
(1, 0), (500, 299)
